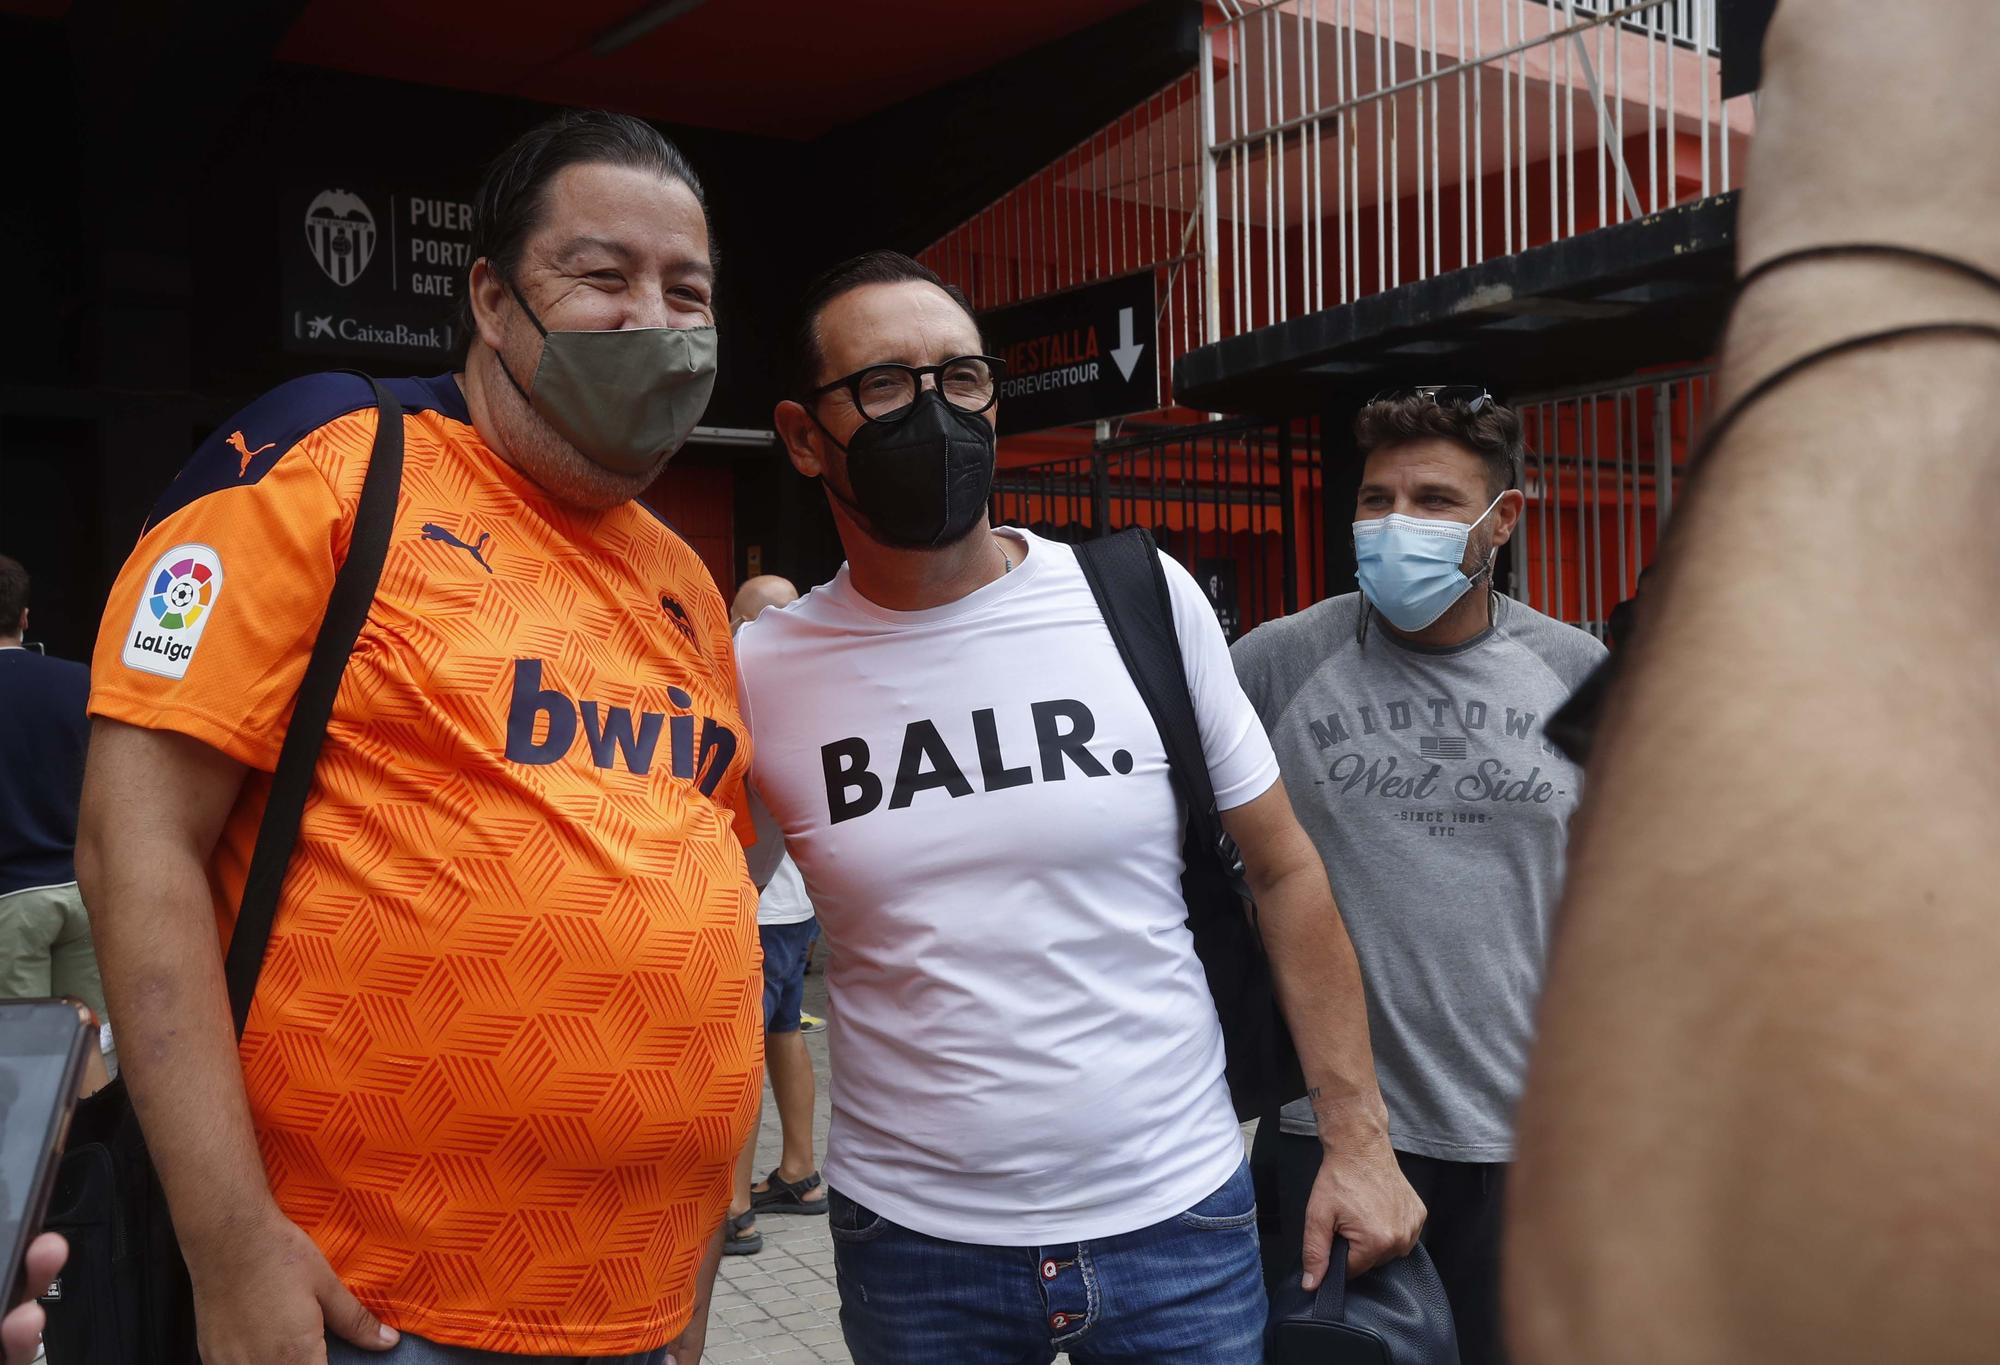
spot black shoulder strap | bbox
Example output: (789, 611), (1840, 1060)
(1074, 528), (1225, 856)
(224, 376), (405, 1037)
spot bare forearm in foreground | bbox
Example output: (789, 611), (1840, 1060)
(1507, 3), (2000, 1361)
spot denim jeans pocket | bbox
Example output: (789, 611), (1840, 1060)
(1174, 1160), (1259, 1231)
(827, 1186), (892, 1243)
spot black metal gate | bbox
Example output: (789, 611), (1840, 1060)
(991, 416), (1324, 640)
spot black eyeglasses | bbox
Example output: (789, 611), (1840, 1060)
(1369, 384), (1494, 413)
(809, 355), (1008, 423)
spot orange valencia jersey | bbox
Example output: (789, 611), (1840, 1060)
(89, 373), (762, 1355)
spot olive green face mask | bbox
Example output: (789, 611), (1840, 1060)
(497, 281), (718, 476)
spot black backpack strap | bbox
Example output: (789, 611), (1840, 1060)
(1079, 529), (1302, 1120)
(223, 375), (405, 1037)
(1074, 528), (1228, 866)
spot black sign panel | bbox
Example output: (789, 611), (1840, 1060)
(1197, 558), (1241, 641)
(982, 273), (1160, 436)
(282, 181), (474, 360)
(1719, 0), (1777, 98)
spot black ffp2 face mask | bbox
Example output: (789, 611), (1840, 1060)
(815, 391), (997, 550)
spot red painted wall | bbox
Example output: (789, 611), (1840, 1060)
(644, 452), (738, 603)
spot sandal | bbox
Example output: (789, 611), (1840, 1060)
(750, 1168), (829, 1215)
(722, 1208), (763, 1255)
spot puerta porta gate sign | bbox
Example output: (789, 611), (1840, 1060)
(981, 273), (1160, 436)
(282, 181), (475, 360)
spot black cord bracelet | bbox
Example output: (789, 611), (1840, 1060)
(1696, 322), (2000, 464)
(1734, 243), (2000, 297)
(1698, 244), (2000, 462)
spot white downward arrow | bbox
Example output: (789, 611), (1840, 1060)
(1110, 306), (1147, 382)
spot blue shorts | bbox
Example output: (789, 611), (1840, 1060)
(760, 919), (818, 1034)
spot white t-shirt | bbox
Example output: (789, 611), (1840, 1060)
(757, 854), (814, 926)
(733, 528), (1279, 1244)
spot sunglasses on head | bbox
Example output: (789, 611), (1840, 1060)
(1369, 384), (1494, 413)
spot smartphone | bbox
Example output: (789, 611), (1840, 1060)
(1, 999), (92, 1308)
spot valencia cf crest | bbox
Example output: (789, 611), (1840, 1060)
(660, 592), (698, 645)
(303, 188), (377, 287)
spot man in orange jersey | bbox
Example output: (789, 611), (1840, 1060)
(76, 111), (759, 1365)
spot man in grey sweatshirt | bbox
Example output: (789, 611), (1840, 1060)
(1231, 389), (1605, 1365)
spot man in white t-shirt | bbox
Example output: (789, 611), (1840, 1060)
(736, 250), (1423, 1365)
(723, 576), (830, 1258)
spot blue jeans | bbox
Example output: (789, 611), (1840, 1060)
(830, 1159), (1266, 1365)
(325, 1331), (668, 1364)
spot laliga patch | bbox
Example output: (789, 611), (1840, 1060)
(122, 543), (224, 679)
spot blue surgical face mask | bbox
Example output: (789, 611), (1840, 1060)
(1352, 493), (1505, 632)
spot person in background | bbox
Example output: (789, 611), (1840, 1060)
(0, 555), (109, 1071)
(1231, 392), (1605, 1365)
(723, 575), (829, 1259)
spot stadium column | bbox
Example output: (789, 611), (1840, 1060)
(64, 0), (311, 582)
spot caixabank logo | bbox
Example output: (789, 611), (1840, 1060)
(122, 544), (224, 679)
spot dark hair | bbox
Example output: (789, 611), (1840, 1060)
(458, 109), (712, 344)
(1354, 392), (1524, 497)
(786, 250), (978, 397)
(0, 555), (27, 636)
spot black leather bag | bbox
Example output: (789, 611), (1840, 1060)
(1269, 1236), (1461, 1365)
(35, 1085), (197, 1365)
(39, 377), (406, 1365)
(1075, 527), (1307, 1121)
